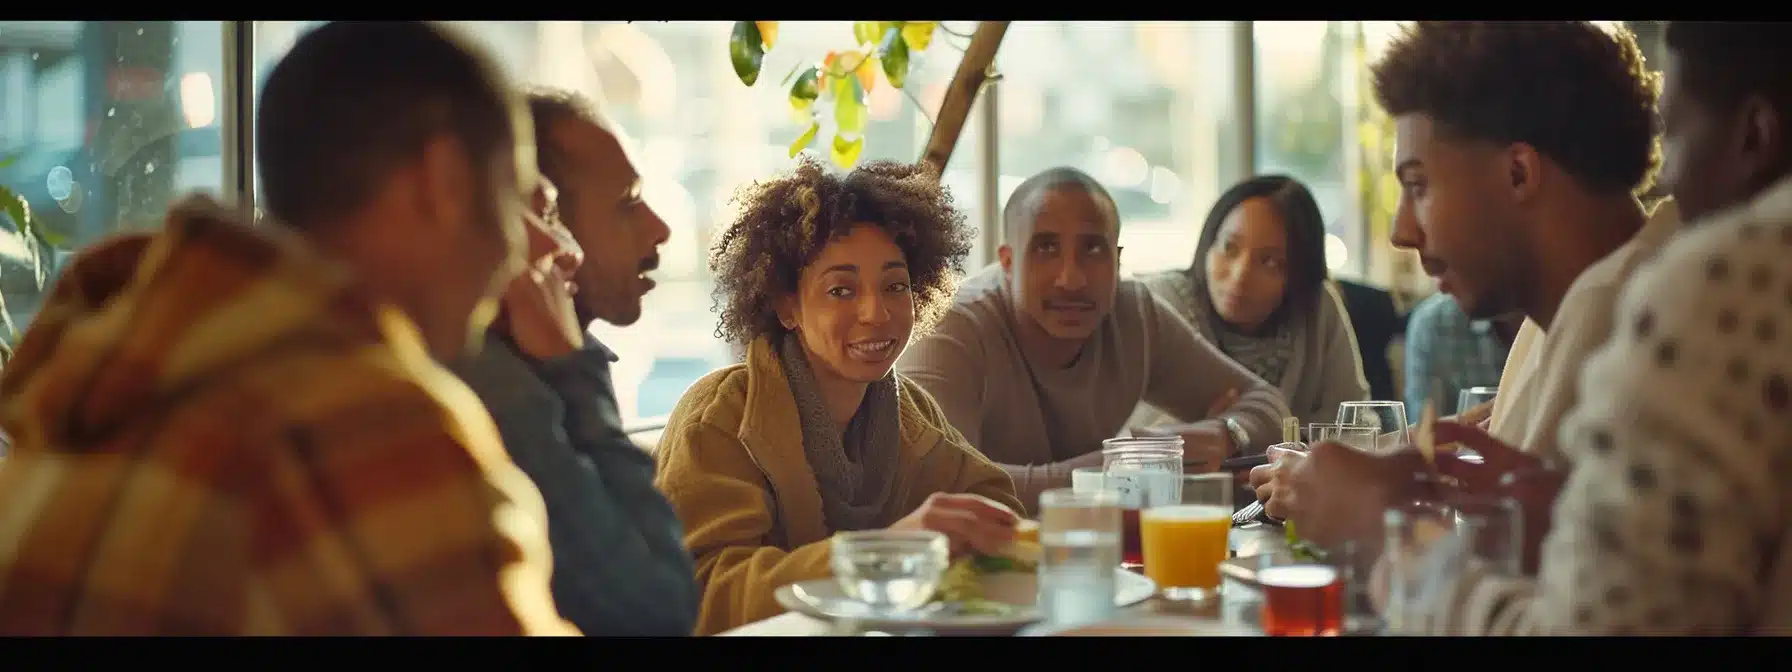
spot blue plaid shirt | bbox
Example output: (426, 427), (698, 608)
(1403, 293), (1512, 416)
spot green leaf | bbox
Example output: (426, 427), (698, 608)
(729, 21), (766, 87)
(788, 66), (820, 103)
(832, 75), (867, 135)
(829, 133), (864, 168)
(789, 122), (820, 158)
(0, 186), (46, 290)
(0, 154), (17, 170)
(901, 21), (938, 52)
(879, 26), (910, 89)
(852, 21), (890, 47)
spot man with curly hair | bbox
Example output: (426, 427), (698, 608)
(1394, 20), (1792, 635)
(655, 155), (1022, 634)
(898, 166), (1291, 513)
(450, 88), (699, 636)
(1261, 21), (1681, 559)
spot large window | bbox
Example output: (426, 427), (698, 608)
(0, 21), (227, 345)
(996, 21), (1241, 277)
(11, 21), (1661, 425)
(251, 21), (980, 427)
(1253, 21), (1361, 280)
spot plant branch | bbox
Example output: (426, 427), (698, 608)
(919, 21), (1009, 179)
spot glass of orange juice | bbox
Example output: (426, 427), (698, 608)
(1140, 472), (1233, 601)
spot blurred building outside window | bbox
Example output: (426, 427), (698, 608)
(0, 21), (227, 349)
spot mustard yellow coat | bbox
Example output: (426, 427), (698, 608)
(653, 337), (1022, 635)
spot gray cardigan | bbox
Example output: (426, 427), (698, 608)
(1130, 272), (1370, 427)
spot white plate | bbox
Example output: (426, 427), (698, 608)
(775, 570), (1158, 636)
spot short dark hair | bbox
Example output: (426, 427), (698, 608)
(1189, 175), (1330, 323)
(1372, 21), (1662, 196)
(257, 21), (517, 229)
(708, 155), (975, 344)
(524, 87), (607, 198)
(1001, 166), (1119, 240)
(1664, 22), (1792, 115)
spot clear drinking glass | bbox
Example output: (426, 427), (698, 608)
(1070, 466), (1106, 495)
(830, 530), (950, 616)
(1306, 423), (1379, 452)
(1102, 437), (1185, 571)
(1141, 472), (1233, 601)
(1267, 441), (1307, 464)
(1336, 401), (1411, 454)
(1037, 488), (1124, 628)
(1381, 494), (1522, 634)
(1456, 386), (1498, 416)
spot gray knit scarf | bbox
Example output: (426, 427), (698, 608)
(777, 333), (903, 533)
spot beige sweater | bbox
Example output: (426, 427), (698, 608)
(1429, 181), (1792, 635)
(895, 265), (1289, 513)
(1487, 200), (1683, 464)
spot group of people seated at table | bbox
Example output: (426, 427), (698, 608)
(0, 19), (1787, 637)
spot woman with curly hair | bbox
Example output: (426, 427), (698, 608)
(652, 156), (1024, 635)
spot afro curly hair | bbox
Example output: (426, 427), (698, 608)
(1371, 21), (1662, 196)
(708, 155), (975, 345)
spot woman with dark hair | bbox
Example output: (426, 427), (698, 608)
(653, 156), (1023, 635)
(1133, 174), (1369, 425)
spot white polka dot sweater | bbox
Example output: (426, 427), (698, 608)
(1427, 177), (1792, 635)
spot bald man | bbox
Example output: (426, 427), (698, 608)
(898, 167), (1289, 513)
(450, 88), (695, 636)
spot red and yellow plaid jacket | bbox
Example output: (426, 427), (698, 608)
(0, 196), (576, 635)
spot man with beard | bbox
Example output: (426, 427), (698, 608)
(0, 21), (570, 635)
(1400, 20), (1792, 635)
(898, 167), (1289, 512)
(1253, 22), (1679, 554)
(451, 88), (695, 636)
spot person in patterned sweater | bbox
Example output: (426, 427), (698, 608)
(1401, 20), (1792, 635)
(0, 22), (572, 635)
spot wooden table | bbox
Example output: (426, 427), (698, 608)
(721, 523), (1290, 636)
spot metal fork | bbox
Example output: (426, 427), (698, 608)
(1232, 500), (1265, 526)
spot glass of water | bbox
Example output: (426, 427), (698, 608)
(1335, 401), (1411, 454)
(1381, 494), (1522, 634)
(1071, 466), (1106, 494)
(1456, 386), (1498, 416)
(1306, 423), (1379, 453)
(830, 530), (950, 616)
(1037, 488), (1123, 628)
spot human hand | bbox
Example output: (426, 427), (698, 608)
(1431, 421), (1566, 574)
(1128, 422), (1226, 473)
(503, 211), (584, 361)
(888, 492), (1020, 557)
(1279, 440), (1431, 551)
(1205, 388), (1240, 419)
(1252, 446), (1306, 519)
(1176, 422), (1231, 474)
